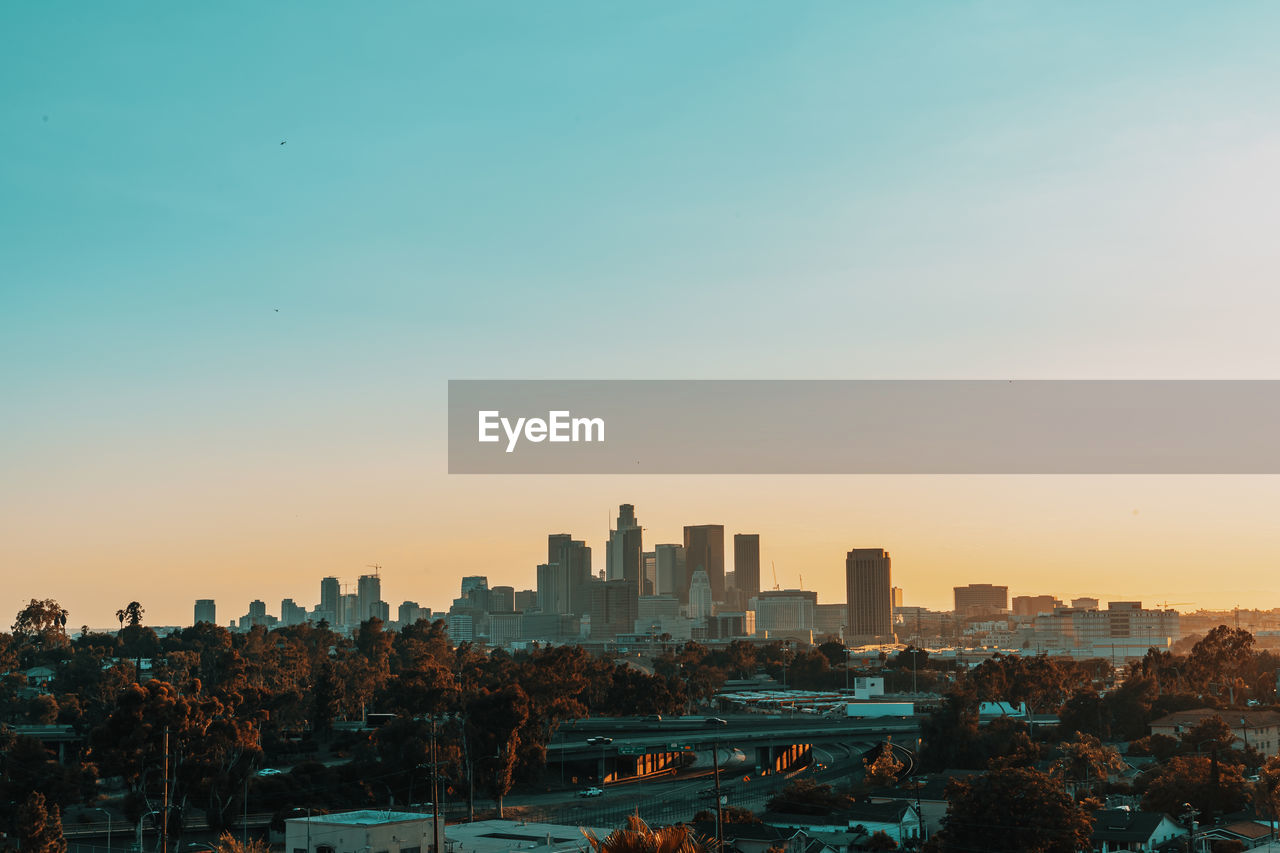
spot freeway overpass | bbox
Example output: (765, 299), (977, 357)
(546, 713), (921, 785)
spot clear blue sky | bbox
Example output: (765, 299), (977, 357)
(4, 3), (1280, 626)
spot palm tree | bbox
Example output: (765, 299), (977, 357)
(582, 815), (717, 853)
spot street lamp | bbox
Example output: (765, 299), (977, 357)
(93, 807), (112, 853)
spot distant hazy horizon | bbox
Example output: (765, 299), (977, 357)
(5, 4), (1280, 629)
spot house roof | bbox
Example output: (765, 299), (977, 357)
(1089, 810), (1180, 843)
(1211, 821), (1274, 841)
(1149, 708), (1280, 729)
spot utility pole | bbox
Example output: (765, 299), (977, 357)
(712, 738), (724, 852)
(431, 717), (444, 853)
(161, 727), (169, 853)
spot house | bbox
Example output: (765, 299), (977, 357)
(1089, 808), (1186, 853)
(762, 801), (922, 847)
(1149, 709), (1280, 759)
(1198, 820), (1274, 850)
(690, 821), (839, 853)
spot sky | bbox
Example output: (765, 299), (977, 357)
(4, 3), (1280, 628)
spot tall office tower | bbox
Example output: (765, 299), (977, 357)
(248, 599), (267, 619)
(461, 576), (488, 596)
(372, 601), (390, 622)
(954, 584), (1009, 616)
(654, 544), (687, 597)
(340, 593), (359, 628)
(890, 587), (905, 608)
(514, 589), (538, 611)
(845, 548), (894, 644)
(194, 599), (216, 626)
(642, 551), (656, 596)
(733, 534), (761, 598)
(320, 576), (340, 619)
(688, 569), (713, 621)
(398, 601), (423, 625)
(683, 525), (725, 603)
(589, 578), (639, 640)
(281, 598), (307, 627)
(488, 585), (515, 613)
(357, 574), (382, 623)
(549, 533), (593, 614)
(607, 504), (644, 594)
(537, 562), (572, 614)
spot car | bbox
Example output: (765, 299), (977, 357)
(704, 717), (728, 726)
(586, 736), (614, 745)
(578, 787), (604, 798)
(255, 768), (283, 777)
(643, 714), (663, 722)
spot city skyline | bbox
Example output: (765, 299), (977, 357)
(21, 489), (1280, 631)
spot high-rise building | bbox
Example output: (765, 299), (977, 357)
(398, 601), (424, 625)
(846, 548), (894, 644)
(548, 534), (592, 614)
(514, 589), (538, 611)
(357, 574), (382, 624)
(537, 562), (572, 614)
(654, 544), (686, 598)
(281, 598), (307, 627)
(1072, 597), (1100, 611)
(733, 534), (761, 598)
(461, 576), (488, 596)
(890, 587), (905, 608)
(340, 592), (359, 628)
(320, 577), (340, 621)
(589, 579), (639, 640)
(607, 504), (644, 595)
(488, 585), (515, 613)
(688, 569), (713, 622)
(194, 599), (216, 626)
(683, 525), (725, 603)
(954, 584), (1009, 616)
(642, 551), (656, 596)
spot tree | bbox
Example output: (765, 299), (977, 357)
(465, 685), (530, 816)
(209, 831), (271, 853)
(1188, 627), (1255, 700)
(582, 815), (715, 853)
(864, 746), (906, 788)
(1253, 754), (1280, 838)
(1056, 733), (1125, 799)
(15, 791), (67, 853)
(1139, 755), (1249, 820)
(12, 600), (70, 654)
(930, 768), (1092, 853)
(859, 832), (898, 852)
(766, 779), (855, 815)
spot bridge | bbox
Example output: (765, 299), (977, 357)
(546, 714), (921, 785)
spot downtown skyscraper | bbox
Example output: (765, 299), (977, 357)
(845, 548), (894, 644)
(683, 524), (725, 603)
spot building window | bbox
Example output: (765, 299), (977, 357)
(402, 847), (421, 853)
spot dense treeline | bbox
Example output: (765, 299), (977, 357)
(915, 626), (1280, 852)
(1, 597), (758, 844)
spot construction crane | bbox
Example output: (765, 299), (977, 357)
(1154, 600), (1191, 611)
(366, 563), (382, 577)
(771, 561), (781, 591)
